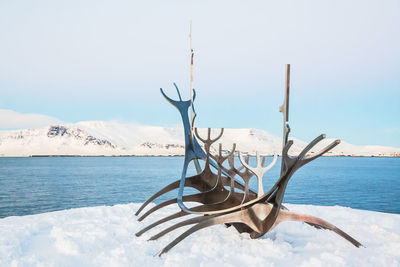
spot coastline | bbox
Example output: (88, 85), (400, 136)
(0, 155), (399, 158)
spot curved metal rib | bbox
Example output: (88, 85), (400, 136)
(135, 176), (206, 216)
(157, 199), (362, 257)
(297, 134), (326, 160)
(239, 152), (277, 196)
(173, 83), (182, 101)
(257, 136), (342, 235)
(135, 180), (181, 216)
(137, 167), (253, 221)
(300, 139), (341, 167)
(139, 187), (231, 221)
(176, 127), (226, 214)
(137, 190), (245, 237)
(157, 209), (259, 256)
(149, 215), (214, 241)
(136, 210), (186, 237)
(170, 135), (340, 216)
(137, 84), (206, 216)
(145, 190), (247, 238)
(281, 210), (363, 248)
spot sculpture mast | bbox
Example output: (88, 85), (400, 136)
(189, 21), (202, 174)
(279, 64), (290, 174)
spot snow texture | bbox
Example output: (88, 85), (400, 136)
(1, 203), (399, 266)
(0, 121), (399, 157)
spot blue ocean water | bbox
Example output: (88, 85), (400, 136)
(0, 156), (399, 218)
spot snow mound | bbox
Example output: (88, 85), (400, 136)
(1, 203), (399, 266)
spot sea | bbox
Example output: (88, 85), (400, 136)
(0, 156), (399, 218)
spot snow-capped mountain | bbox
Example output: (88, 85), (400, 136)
(0, 121), (399, 157)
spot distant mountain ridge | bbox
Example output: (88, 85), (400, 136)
(0, 121), (399, 157)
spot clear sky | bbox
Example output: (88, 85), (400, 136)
(0, 0), (399, 147)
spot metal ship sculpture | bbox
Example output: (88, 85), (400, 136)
(135, 29), (362, 256)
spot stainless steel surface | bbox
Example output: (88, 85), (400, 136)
(136, 65), (362, 256)
(239, 151), (277, 197)
(156, 136), (362, 256)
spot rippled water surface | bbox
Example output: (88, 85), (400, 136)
(0, 156), (399, 218)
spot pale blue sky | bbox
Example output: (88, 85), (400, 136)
(0, 0), (399, 147)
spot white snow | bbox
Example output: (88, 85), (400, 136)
(1, 203), (399, 266)
(0, 121), (399, 157)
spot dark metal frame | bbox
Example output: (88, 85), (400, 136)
(135, 69), (363, 256)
